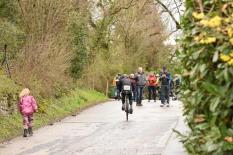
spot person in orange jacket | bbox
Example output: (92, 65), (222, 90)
(147, 73), (157, 102)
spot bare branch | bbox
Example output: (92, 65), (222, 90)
(168, 29), (179, 37)
(155, 0), (181, 29)
(196, 0), (204, 13)
(173, 0), (182, 17)
(110, 0), (137, 15)
(149, 32), (161, 37)
(89, 15), (97, 28)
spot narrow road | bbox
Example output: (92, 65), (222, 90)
(0, 100), (183, 155)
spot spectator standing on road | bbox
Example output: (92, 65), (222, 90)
(159, 66), (172, 96)
(160, 73), (170, 107)
(129, 74), (137, 102)
(147, 72), (157, 102)
(135, 67), (147, 106)
(116, 73), (122, 100)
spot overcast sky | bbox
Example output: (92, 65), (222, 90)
(158, 0), (184, 45)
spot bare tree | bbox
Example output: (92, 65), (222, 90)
(154, 0), (184, 62)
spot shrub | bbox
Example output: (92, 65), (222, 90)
(68, 11), (88, 79)
(179, 1), (233, 154)
(0, 74), (21, 115)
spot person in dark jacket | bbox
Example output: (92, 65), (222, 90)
(159, 66), (171, 99)
(160, 73), (170, 107)
(116, 74), (122, 100)
(129, 74), (137, 102)
(170, 76), (174, 97)
(119, 74), (133, 114)
(135, 67), (147, 106)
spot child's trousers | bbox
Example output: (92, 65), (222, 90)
(23, 114), (34, 129)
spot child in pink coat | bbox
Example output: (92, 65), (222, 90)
(18, 88), (38, 137)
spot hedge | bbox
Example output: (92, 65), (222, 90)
(179, 1), (233, 154)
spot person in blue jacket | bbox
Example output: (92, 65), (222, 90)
(159, 66), (171, 107)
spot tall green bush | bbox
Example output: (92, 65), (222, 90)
(0, 0), (18, 22)
(68, 12), (88, 79)
(179, 1), (233, 154)
(0, 0), (25, 59)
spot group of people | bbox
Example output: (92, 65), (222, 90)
(113, 67), (181, 114)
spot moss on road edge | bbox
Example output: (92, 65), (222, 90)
(0, 89), (108, 143)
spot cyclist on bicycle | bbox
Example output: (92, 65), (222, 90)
(119, 74), (133, 114)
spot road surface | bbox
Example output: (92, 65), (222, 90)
(0, 100), (185, 155)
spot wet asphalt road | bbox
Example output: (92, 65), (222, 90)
(0, 100), (182, 155)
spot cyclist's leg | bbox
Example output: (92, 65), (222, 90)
(121, 92), (126, 110)
(128, 93), (133, 105)
(128, 92), (133, 113)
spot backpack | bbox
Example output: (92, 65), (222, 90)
(137, 74), (147, 86)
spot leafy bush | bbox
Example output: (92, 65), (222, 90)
(0, 0), (18, 22)
(0, 0), (25, 60)
(68, 11), (88, 79)
(0, 74), (21, 115)
(179, 1), (233, 154)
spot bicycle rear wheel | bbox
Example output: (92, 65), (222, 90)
(125, 96), (129, 121)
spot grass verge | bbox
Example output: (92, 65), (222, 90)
(0, 89), (107, 143)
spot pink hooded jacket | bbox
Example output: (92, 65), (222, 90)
(19, 95), (38, 115)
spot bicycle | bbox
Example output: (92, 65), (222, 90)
(123, 85), (131, 121)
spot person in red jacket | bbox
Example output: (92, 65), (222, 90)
(147, 73), (157, 102)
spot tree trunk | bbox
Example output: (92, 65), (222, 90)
(105, 80), (109, 97)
